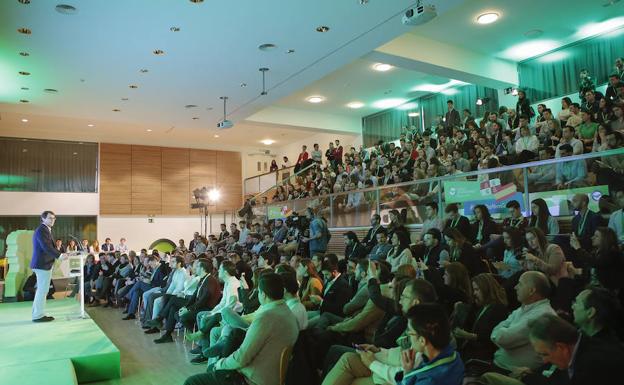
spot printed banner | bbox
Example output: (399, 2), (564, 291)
(528, 185), (608, 215)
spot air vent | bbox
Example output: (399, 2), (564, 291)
(43, 88), (58, 94)
(17, 28), (32, 35)
(55, 4), (78, 15)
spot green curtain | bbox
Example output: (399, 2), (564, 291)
(518, 27), (624, 103)
(0, 138), (98, 192)
(362, 107), (422, 147)
(362, 85), (499, 146)
(420, 85), (499, 129)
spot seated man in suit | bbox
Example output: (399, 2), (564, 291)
(362, 214), (384, 253)
(570, 193), (601, 251)
(308, 258), (352, 319)
(367, 231), (393, 261)
(443, 203), (473, 243)
(122, 255), (165, 320)
(153, 258), (221, 343)
(183, 272), (299, 385)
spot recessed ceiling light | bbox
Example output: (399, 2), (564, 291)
(19, 99), (29, 103)
(192, 117), (199, 120)
(18, 0), (31, 4)
(153, 49), (165, 55)
(258, 43), (277, 51)
(185, 104), (197, 108)
(408, 112), (420, 117)
(476, 12), (499, 25)
(21, 87), (29, 90)
(19, 52), (29, 57)
(121, 97), (129, 101)
(19, 71), (30, 76)
(372, 63), (393, 72)
(17, 27), (32, 35)
(347, 101), (364, 109)
(139, 68), (149, 73)
(129, 84), (138, 89)
(189, 0), (203, 3)
(112, 108), (121, 112)
(87, 124), (94, 127)
(240, 83), (247, 88)
(72, 152), (78, 155)
(170, 26), (180, 32)
(146, 129), (152, 132)
(43, 88), (58, 94)
(316, 26), (330, 33)
(55, 4), (78, 15)
(260, 139), (275, 145)
(524, 29), (544, 38)
(285, 49), (295, 54)
(21, 118), (28, 123)
(213, 134), (220, 138)
(306, 95), (325, 103)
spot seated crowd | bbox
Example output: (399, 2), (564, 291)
(263, 59), (624, 208)
(68, 60), (624, 385)
(73, 183), (624, 385)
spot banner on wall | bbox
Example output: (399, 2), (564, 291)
(267, 205), (292, 220)
(462, 192), (525, 216)
(528, 185), (608, 216)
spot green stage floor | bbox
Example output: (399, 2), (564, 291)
(0, 298), (120, 385)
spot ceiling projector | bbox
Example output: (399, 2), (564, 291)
(217, 119), (233, 129)
(402, 3), (437, 26)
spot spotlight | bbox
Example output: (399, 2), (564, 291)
(476, 97), (490, 106)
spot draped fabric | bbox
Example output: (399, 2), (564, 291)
(0, 138), (98, 192)
(420, 85), (499, 129)
(0, 216), (97, 257)
(362, 85), (499, 147)
(518, 28), (624, 103)
(362, 107), (422, 147)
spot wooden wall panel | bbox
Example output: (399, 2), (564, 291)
(99, 143), (132, 215)
(100, 144), (241, 216)
(162, 148), (190, 215)
(216, 151), (242, 212)
(131, 146), (162, 215)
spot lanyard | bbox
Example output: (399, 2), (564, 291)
(577, 210), (589, 236)
(450, 217), (459, 228)
(510, 217), (522, 228)
(476, 222), (484, 241)
(403, 352), (458, 379)
(474, 305), (490, 325)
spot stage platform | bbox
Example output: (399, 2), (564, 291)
(0, 298), (121, 385)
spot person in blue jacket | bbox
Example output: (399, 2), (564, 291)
(397, 303), (464, 385)
(30, 210), (67, 322)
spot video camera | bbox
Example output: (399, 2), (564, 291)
(285, 212), (310, 231)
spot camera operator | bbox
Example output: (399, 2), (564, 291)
(301, 207), (330, 257)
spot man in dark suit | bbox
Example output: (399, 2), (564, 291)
(444, 203), (474, 243)
(314, 258), (351, 317)
(30, 210), (66, 322)
(361, 214), (383, 252)
(154, 258), (221, 343)
(570, 193), (601, 251)
(444, 100), (461, 131)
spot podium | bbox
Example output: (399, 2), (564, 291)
(66, 251), (88, 319)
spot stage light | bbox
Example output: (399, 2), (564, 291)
(208, 188), (220, 202)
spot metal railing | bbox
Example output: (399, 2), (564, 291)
(244, 165), (296, 197)
(245, 148), (624, 228)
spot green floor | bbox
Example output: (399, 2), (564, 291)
(0, 298), (120, 384)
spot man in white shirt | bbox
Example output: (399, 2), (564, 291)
(143, 256), (189, 332)
(237, 221), (249, 247)
(555, 125), (583, 158)
(186, 260), (241, 362)
(608, 189), (624, 244)
(280, 271), (308, 330)
(490, 271), (556, 372)
(116, 237), (129, 254)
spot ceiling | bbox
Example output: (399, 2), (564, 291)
(274, 58), (458, 117)
(411, 0), (624, 61)
(0, 0), (430, 148)
(2, 0), (621, 149)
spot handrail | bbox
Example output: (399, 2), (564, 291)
(244, 165), (296, 182)
(253, 147), (624, 206)
(249, 161), (318, 202)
